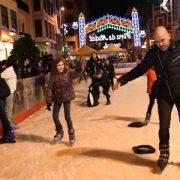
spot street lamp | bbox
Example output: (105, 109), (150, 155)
(60, 5), (67, 59)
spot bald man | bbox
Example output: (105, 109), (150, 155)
(114, 26), (180, 171)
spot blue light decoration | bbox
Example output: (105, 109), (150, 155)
(78, 13), (86, 47)
(131, 7), (141, 47)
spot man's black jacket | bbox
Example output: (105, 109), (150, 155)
(118, 40), (180, 98)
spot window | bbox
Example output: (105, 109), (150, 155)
(47, 0), (51, 15)
(33, 0), (41, 11)
(35, 20), (42, 37)
(49, 22), (52, 39)
(57, 16), (60, 29)
(64, 1), (73, 9)
(22, 22), (25, 32)
(1, 5), (9, 29)
(43, 0), (47, 13)
(45, 21), (48, 37)
(10, 10), (17, 31)
(52, 24), (55, 40)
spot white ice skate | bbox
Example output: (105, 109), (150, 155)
(160, 0), (169, 12)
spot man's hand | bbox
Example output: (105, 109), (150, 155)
(113, 81), (121, 91)
(46, 103), (52, 111)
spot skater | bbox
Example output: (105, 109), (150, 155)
(104, 58), (115, 89)
(0, 77), (15, 143)
(1, 57), (19, 130)
(113, 26), (180, 171)
(85, 52), (111, 105)
(46, 58), (80, 144)
(144, 67), (157, 125)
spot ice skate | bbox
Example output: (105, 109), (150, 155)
(144, 113), (151, 125)
(54, 130), (64, 143)
(0, 129), (16, 144)
(160, 0), (169, 12)
(157, 145), (169, 172)
(68, 129), (75, 145)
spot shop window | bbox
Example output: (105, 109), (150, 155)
(1, 5), (9, 29)
(35, 20), (42, 37)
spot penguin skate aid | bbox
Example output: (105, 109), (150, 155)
(113, 26), (180, 171)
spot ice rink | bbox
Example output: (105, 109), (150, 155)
(0, 76), (180, 180)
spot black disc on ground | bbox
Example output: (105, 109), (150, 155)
(128, 121), (146, 128)
(132, 145), (156, 154)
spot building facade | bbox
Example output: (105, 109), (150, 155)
(61, 0), (89, 52)
(0, 0), (17, 61)
(146, 0), (179, 41)
(0, 0), (63, 61)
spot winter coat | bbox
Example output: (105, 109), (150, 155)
(0, 77), (10, 99)
(85, 58), (105, 78)
(118, 40), (180, 98)
(104, 64), (115, 79)
(47, 69), (79, 104)
(1, 66), (17, 94)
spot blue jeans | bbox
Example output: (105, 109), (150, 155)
(0, 99), (12, 135)
(52, 101), (73, 132)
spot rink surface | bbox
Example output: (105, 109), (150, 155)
(0, 76), (180, 180)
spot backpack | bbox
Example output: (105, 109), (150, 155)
(0, 78), (10, 99)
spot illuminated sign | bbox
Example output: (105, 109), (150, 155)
(89, 33), (131, 42)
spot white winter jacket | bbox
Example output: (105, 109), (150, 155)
(1, 66), (17, 93)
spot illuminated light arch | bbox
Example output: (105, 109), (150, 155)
(78, 8), (142, 47)
(85, 14), (133, 34)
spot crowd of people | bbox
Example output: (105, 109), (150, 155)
(0, 26), (180, 172)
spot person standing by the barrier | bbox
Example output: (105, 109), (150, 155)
(46, 58), (80, 145)
(0, 77), (15, 143)
(1, 58), (19, 130)
(21, 57), (30, 79)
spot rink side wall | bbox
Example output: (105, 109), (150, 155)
(0, 63), (137, 134)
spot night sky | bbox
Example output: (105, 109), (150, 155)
(86, 0), (145, 21)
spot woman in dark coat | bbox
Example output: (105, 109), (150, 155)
(0, 78), (15, 143)
(46, 58), (80, 144)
